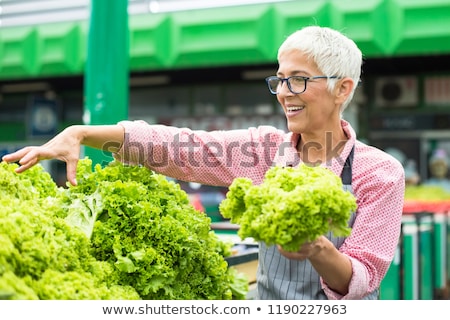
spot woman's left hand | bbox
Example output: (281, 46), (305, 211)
(277, 236), (326, 260)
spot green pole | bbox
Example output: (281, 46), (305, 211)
(380, 245), (401, 299)
(83, 0), (129, 167)
(432, 213), (446, 292)
(416, 213), (434, 300)
(402, 215), (419, 300)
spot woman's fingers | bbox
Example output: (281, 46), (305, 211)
(2, 147), (43, 171)
(2, 147), (34, 163)
(66, 159), (78, 186)
(2, 144), (80, 186)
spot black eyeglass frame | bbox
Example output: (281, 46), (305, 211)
(265, 75), (341, 95)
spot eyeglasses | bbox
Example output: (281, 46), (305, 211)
(265, 75), (340, 95)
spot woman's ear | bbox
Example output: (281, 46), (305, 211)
(334, 77), (354, 105)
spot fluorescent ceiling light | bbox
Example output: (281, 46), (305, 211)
(241, 69), (276, 80)
(129, 75), (170, 86)
(0, 0), (295, 26)
(1, 82), (51, 93)
(148, 0), (293, 13)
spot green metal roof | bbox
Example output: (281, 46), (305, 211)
(0, 0), (449, 80)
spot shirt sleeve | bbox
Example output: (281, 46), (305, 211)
(113, 120), (282, 186)
(322, 150), (405, 300)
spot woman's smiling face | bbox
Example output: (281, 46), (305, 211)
(276, 49), (340, 135)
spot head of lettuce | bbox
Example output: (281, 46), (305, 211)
(219, 164), (357, 252)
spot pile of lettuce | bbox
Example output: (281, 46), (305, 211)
(219, 164), (357, 252)
(0, 159), (248, 300)
(404, 185), (450, 200)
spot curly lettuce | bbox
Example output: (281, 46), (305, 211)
(0, 159), (246, 300)
(219, 164), (357, 252)
(66, 159), (240, 299)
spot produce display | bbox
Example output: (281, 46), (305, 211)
(403, 184), (450, 213)
(404, 185), (450, 201)
(219, 164), (357, 252)
(0, 159), (248, 300)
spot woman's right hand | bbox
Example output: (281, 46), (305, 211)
(2, 125), (83, 186)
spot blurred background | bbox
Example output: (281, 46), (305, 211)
(0, 0), (449, 299)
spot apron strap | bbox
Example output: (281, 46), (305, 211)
(341, 146), (354, 185)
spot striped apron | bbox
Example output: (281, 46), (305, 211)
(256, 147), (379, 300)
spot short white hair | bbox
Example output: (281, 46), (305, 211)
(278, 26), (362, 113)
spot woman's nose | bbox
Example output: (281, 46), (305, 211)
(278, 80), (294, 96)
